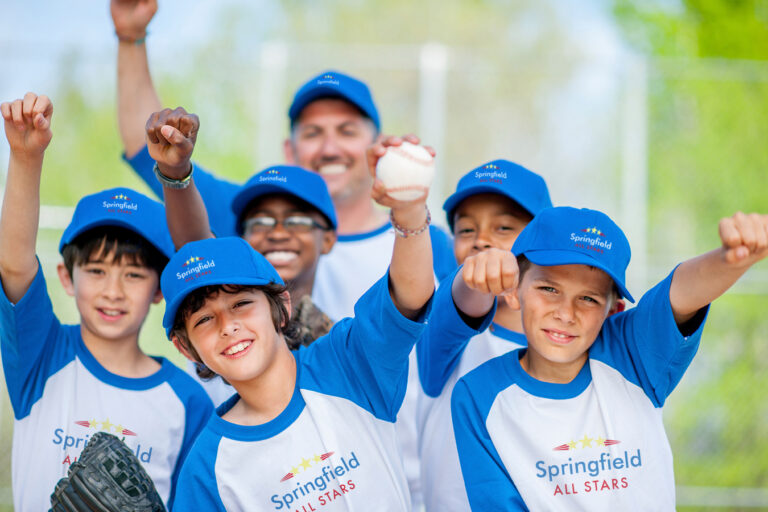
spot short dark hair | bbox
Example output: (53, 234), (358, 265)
(516, 255), (621, 306)
(170, 283), (299, 381)
(61, 226), (168, 279)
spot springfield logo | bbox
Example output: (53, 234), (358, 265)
(570, 227), (612, 254)
(316, 74), (340, 86)
(474, 164), (507, 183)
(536, 434), (642, 497)
(52, 418), (153, 466)
(271, 450), (361, 511)
(176, 256), (216, 281)
(259, 169), (288, 184)
(102, 193), (138, 213)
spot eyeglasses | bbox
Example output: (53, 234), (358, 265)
(243, 215), (330, 235)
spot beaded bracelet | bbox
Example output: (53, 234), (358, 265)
(390, 206), (431, 238)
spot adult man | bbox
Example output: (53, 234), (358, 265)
(111, 0), (455, 323)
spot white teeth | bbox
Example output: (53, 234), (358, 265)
(224, 341), (251, 356)
(265, 251), (297, 264)
(101, 310), (122, 317)
(318, 164), (346, 176)
(551, 332), (568, 339)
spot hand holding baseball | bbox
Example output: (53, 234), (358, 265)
(367, 134), (435, 208)
(719, 212), (768, 266)
(145, 107), (199, 179)
(1, 92), (53, 160)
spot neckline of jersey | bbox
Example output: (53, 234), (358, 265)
(336, 221), (391, 242)
(489, 323), (527, 346)
(207, 353), (306, 441)
(506, 348), (592, 399)
(75, 334), (172, 390)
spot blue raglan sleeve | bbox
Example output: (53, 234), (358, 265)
(171, 431), (227, 512)
(299, 272), (432, 422)
(0, 264), (74, 419)
(451, 359), (528, 511)
(590, 268), (709, 407)
(166, 371), (215, 510)
(417, 266), (496, 397)
(429, 224), (457, 281)
(123, 145), (241, 237)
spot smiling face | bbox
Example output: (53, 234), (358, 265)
(284, 98), (377, 205)
(177, 287), (292, 385)
(452, 193), (533, 265)
(517, 263), (617, 382)
(242, 195), (336, 296)
(58, 247), (162, 346)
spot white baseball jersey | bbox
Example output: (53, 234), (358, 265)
(173, 273), (447, 511)
(0, 267), (213, 512)
(416, 272), (526, 511)
(451, 272), (708, 511)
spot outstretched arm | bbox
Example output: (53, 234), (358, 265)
(0, 93), (53, 303)
(670, 212), (768, 324)
(145, 107), (213, 248)
(112, 0), (162, 158)
(367, 135), (435, 320)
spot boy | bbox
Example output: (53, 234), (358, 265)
(163, 136), (439, 510)
(451, 206), (768, 510)
(144, 107), (339, 405)
(415, 159), (552, 510)
(0, 93), (213, 511)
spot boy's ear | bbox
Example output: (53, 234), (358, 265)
(283, 138), (297, 164)
(501, 288), (521, 311)
(280, 290), (292, 326)
(172, 336), (196, 362)
(56, 263), (75, 297)
(320, 230), (337, 255)
(608, 299), (626, 316)
(152, 287), (163, 305)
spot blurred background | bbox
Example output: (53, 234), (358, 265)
(1, 0), (767, 509)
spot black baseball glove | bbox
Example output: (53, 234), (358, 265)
(50, 431), (166, 512)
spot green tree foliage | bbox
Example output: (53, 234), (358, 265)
(613, 0), (768, 501)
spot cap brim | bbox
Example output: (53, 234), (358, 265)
(163, 275), (276, 336)
(59, 218), (173, 258)
(231, 183), (336, 234)
(442, 185), (537, 227)
(523, 249), (635, 303)
(289, 87), (376, 127)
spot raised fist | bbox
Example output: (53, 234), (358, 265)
(719, 212), (768, 266)
(110, 0), (157, 41)
(145, 107), (199, 179)
(1, 92), (53, 158)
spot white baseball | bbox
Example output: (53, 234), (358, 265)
(375, 141), (435, 201)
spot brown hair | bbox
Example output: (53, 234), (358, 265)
(516, 255), (620, 307)
(61, 226), (168, 279)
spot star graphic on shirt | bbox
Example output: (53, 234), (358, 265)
(580, 435), (593, 449)
(568, 440), (578, 450)
(88, 419), (99, 429)
(101, 418), (113, 432)
(595, 436), (606, 447)
(300, 457), (313, 470)
(291, 466), (301, 475)
(113, 424), (124, 434)
(313, 454), (322, 464)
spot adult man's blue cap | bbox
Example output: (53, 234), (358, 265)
(442, 160), (552, 229)
(512, 206), (634, 302)
(231, 165), (338, 235)
(288, 70), (380, 131)
(161, 237), (284, 336)
(59, 187), (175, 258)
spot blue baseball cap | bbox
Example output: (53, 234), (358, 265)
(59, 187), (175, 258)
(512, 206), (634, 302)
(161, 237), (285, 336)
(288, 70), (380, 131)
(231, 165), (338, 235)
(442, 160), (552, 230)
